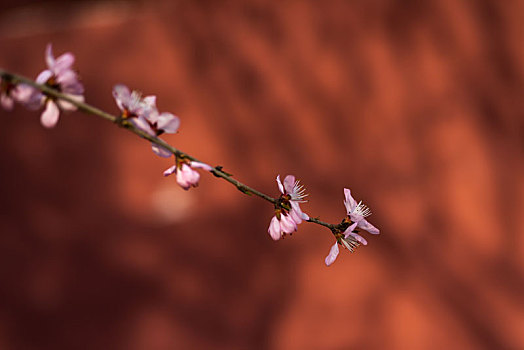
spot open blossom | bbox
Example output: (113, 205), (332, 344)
(325, 189), (380, 266)
(163, 158), (213, 190)
(267, 175), (309, 241)
(113, 84), (152, 120)
(325, 222), (360, 266)
(36, 44), (84, 128)
(344, 188), (379, 235)
(143, 97), (180, 157)
(112, 85), (180, 157)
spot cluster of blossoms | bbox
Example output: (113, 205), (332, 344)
(266, 177), (380, 266)
(1, 44), (381, 266)
(112, 84), (180, 157)
(0, 44), (83, 127)
(111, 84), (212, 189)
(1, 43), (212, 190)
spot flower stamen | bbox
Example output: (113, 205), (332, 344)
(353, 200), (371, 217)
(291, 180), (309, 202)
(340, 236), (360, 252)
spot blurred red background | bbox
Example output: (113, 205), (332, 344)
(0, 1), (523, 349)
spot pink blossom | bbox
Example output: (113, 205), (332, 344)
(325, 222), (361, 266)
(0, 94), (13, 110)
(163, 159), (213, 190)
(143, 97), (180, 157)
(277, 175), (309, 222)
(0, 78), (41, 111)
(112, 84), (152, 121)
(0, 77), (14, 110)
(268, 212), (297, 240)
(13, 84), (43, 110)
(267, 175), (309, 241)
(112, 85), (180, 157)
(325, 189), (380, 266)
(35, 44), (84, 128)
(343, 188), (379, 235)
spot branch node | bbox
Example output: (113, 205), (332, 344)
(214, 165), (233, 177)
(236, 185), (252, 196)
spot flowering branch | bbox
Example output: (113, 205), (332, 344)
(0, 44), (380, 266)
(0, 70), (280, 201)
(0, 68), (336, 225)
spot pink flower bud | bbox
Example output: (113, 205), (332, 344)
(163, 160), (212, 190)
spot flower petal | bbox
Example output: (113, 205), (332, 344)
(151, 144), (172, 158)
(56, 69), (75, 85)
(184, 165), (200, 185)
(291, 201), (309, 221)
(142, 95), (156, 108)
(57, 94), (83, 111)
(53, 53), (75, 75)
(56, 70), (79, 88)
(357, 219), (380, 235)
(36, 70), (53, 85)
(191, 161), (213, 171)
(131, 116), (155, 136)
(13, 85), (43, 110)
(283, 175), (296, 194)
(349, 212), (363, 223)
(176, 173), (190, 190)
(342, 222), (358, 238)
(176, 163), (200, 190)
(128, 91), (145, 114)
(45, 43), (55, 68)
(176, 167), (191, 189)
(156, 112), (180, 134)
(279, 213), (297, 234)
(325, 243), (339, 266)
(268, 216), (281, 241)
(112, 84), (130, 111)
(1, 94), (13, 110)
(289, 207), (303, 225)
(163, 165), (177, 177)
(344, 188), (357, 213)
(276, 175), (284, 194)
(347, 232), (368, 245)
(40, 100), (60, 128)
(63, 81), (84, 95)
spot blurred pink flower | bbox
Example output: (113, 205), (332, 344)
(143, 97), (180, 158)
(1, 78), (41, 111)
(164, 160), (212, 190)
(0, 77), (15, 110)
(112, 85), (180, 157)
(13, 84), (43, 110)
(113, 84), (152, 120)
(36, 44), (84, 128)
